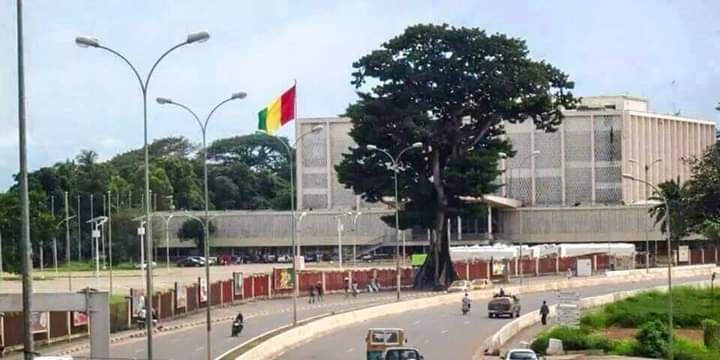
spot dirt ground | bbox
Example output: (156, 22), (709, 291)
(603, 327), (704, 342)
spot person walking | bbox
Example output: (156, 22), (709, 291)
(309, 285), (317, 304)
(540, 300), (550, 325)
(316, 281), (324, 302)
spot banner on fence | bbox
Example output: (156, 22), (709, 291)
(73, 311), (89, 326)
(31, 312), (49, 333)
(273, 268), (294, 289)
(131, 289), (145, 317)
(492, 262), (505, 276)
(233, 272), (243, 297)
(200, 278), (208, 302)
(176, 283), (187, 309)
(678, 246), (689, 263)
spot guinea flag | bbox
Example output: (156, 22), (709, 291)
(258, 85), (296, 134)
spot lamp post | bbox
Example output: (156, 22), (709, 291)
(335, 214), (348, 269)
(623, 173), (673, 359)
(350, 211), (362, 266)
(629, 157), (663, 271)
(77, 31), (209, 360)
(257, 125), (323, 326)
(366, 142), (423, 301)
(156, 93), (245, 356)
(56, 215), (76, 289)
(86, 216), (108, 281)
(503, 150), (539, 285)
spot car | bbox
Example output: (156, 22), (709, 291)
(177, 257), (204, 267)
(277, 254), (291, 263)
(502, 349), (539, 360)
(488, 294), (521, 318)
(208, 257), (218, 265)
(471, 278), (494, 290)
(304, 253), (318, 262)
(446, 280), (473, 293)
(381, 346), (424, 360)
(134, 261), (157, 269)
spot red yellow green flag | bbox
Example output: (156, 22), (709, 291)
(258, 85), (296, 134)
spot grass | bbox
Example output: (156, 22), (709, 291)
(532, 286), (720, 359)
(586, 287), (720, 328)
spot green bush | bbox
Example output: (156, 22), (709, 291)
(530, 326), (612, 354)
(702, 319), (720, 350)
(635, 320), (669, 358)
(673, 337), (717, 360)
(610, 339), (637, 356)
(580, 310), (607, 330)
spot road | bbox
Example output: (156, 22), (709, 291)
(277, 275), (708, 360)
(43, 290), (434, 360)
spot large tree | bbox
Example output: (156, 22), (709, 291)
(336, 24), (575, 288)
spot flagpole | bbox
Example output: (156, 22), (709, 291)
(291, 79), (299, 326)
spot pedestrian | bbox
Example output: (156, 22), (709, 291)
(566, 267), (573, 279)
(316, 281), (324, 302)
(540, 300), (550, 325)
(344, 277), (351, 298)
(309, 286), (316, 304)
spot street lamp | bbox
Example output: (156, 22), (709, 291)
(350, 211), (362, 266)
(335, 214), (348, 269)
(629, 157), (663, 271)
(257, 125), (323, 326)
(76, 31), (209, 360)
(86, 216), (108, 280)
(156, 93), (245, 354)
(623, 173), (673, 359)
(507, 149), (540, 285)
(366, 141), (423, 301)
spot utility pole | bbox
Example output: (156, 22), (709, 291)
(52, 195), (58, 273)
(107, 190), (113, 296)
(77, 194), (82, 261)
(90, 193), (94, 265)
(65, 191), (72, 291)
(16, 0), (35, 357)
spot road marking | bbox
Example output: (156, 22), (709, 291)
(441, 329), (449, 334)
(195, 346), (203, 352)
(346, 348), (354, 353)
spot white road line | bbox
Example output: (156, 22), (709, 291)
(441, 329), (449, 334)
(346, 348), (354, 353)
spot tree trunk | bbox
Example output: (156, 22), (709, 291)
(414, 150), (458, 289)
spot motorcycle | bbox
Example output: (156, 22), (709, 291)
(231, 320), (244, 337)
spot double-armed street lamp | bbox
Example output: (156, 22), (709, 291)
(76, 31), (209, 360)
(257, 125), (323, 326)
(366, 142), (423, 301)
(155, 93), (246, 351)
(623, 173), (673, 360)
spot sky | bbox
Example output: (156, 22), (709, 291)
(1, 0), (719, 189)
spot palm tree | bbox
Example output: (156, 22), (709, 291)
(648, 178), (689, 241)
(76, 149), (98, 168)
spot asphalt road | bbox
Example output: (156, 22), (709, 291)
(62, 290), (434, 360)
(277, 275), (709, 360)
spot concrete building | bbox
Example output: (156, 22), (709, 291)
(159, 96), (716, 255)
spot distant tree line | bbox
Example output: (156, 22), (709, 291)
(0, 134), (292, 273)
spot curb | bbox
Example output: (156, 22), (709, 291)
(478, 279), (714, 358)
(222, 265), (718, 360)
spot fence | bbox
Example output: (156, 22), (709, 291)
(2, 247), (718, 352)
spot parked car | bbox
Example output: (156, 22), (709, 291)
(177, 257), (203, 267)
(208, 257), (218, 265)
(277, 254), (291, 263)
(446, 280), (472, 293)
(488, 294), (521, 318)
(304, 253), (318, 262)
(262, 254), (277, 263)
(502, 349), (538, 360)
(471, 278), (494, 290)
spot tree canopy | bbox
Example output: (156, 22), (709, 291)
(336, 24), (575, 288)
(0, 134), (293, 272)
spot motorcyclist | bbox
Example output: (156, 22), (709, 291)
(232, 312), (244, 336)
(461, 293), (472, 315)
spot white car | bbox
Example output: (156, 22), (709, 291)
(381, 346), (424, 360)
(446, 280), (472, 293)
(503, 349), (539, 360)
(135, 261), (157, 269)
